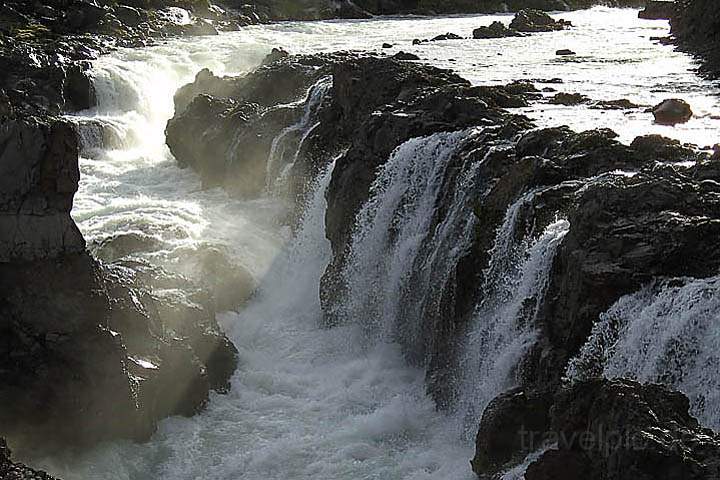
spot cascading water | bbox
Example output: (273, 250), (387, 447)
(264, 76), (333, 190)
(454, 192), (569, 438)
(567, 276), (720, 431)
(30, 7), (720, 479)
(337, 129), (478, 353)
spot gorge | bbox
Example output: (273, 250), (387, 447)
(1, 1), (720, 480)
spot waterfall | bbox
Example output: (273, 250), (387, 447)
(455, 191), (569, 437)
(264, 76), (333, 190)
(566, 276), (720, 430)
(336, 129), (479, 354)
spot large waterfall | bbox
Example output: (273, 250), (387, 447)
(33, 7), (720, 480)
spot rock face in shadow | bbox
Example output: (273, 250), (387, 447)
(671, 0), (720, 77)
(0, 116), (84, 262)
(473, 379), (720, 480)
(0, 110), (238, 452)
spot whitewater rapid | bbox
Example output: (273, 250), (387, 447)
(29, 7), (720, 480)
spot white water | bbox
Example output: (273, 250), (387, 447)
(30, 7), (720, 479)
(567, 276), (720, 431)
(337, 129), (477, 351)
(265, 76), (332, 190)
(455, 192), (569, 437)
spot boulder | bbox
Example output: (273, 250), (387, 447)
(528, 379), (720, 480)
(549, 92), (588, 105)
(652, 98), (693, 125)
(555, 48), (575, 55)
(471, 388), (554, 477)
(473, 21), (524, 39)
(509, 9), (571, 33)
(473, 380), (720, 480)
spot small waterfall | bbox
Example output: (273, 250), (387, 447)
(455, 191), (569, 437)
(336, 129), (477, 353)
(567, 276), (720, 430)
(264, 76), (333, 190)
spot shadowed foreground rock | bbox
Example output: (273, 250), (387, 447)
(0, 109), (237, 451)
(473, 379), (720, 480)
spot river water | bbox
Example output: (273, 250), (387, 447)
(29, 7), (719, 480)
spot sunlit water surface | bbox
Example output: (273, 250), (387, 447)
(27, 7), (720, 480)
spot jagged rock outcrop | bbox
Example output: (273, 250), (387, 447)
(166, 53), (349, 196)
(1, 110), (238, 452)
(671, 0), (720, 77)
(473, 379), (720, 480)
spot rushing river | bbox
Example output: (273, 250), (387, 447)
(30, 7), (720, 480)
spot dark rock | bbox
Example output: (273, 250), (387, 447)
(393, 51), (420, 60)
(528, 379), (720, 480)
(671, 1), (720, 78)
(0, 115), (84, 262)
(473, 21), (524, 39)
(555, 48), (575, 55)
(113, 5), (146, 27)
(474, 380), (720, 480)
(382, 42), (393, 48)
(629, 134), (696, 161)
(590, 98), (643, 110)
(638, 0), (676, 19)
(549, 92), (588, 105)
(510, 9), (571, 33)
(471, 388), (554, 477)
(0, 253), (238, 449)
(431, 32), (463, 41)
(652, 98), (693, 125)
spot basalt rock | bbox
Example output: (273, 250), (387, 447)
(473, 379), (720, 480)
(166, 53), (351, 195)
